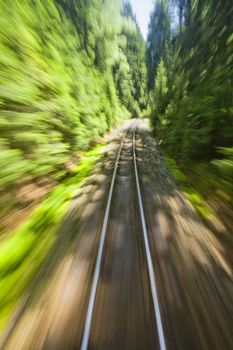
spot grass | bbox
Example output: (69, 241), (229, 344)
(164, 156), (214, 221)
(185, 162), (233, 207)
(0, 144), (105, 331)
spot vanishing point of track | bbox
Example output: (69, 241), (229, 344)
(81, 127), (167, 350)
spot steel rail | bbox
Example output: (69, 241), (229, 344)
(81, 128), (167, 350)
(80, 133), (125, 350)
(133, 130), (167, 350)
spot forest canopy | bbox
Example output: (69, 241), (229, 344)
(147, 0), (233, 196)
(0, 0), (232, 204)
(0, 0), (146, 190)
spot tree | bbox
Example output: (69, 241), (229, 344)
(147, 0), (233, 162)
(151, 59), (169, 137)
(113, 1), (147, 116)
(147, 0), (170, 90)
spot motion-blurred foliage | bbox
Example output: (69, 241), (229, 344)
(0, 0), (147, 329)
(147, 0), (233, 201)
(0, 0), (146, 191)
(0, 143), (105, 329)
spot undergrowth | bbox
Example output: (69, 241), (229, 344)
(0, 144), (105, 330)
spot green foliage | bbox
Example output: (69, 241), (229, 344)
(212, 147), (233, 199)
(0, 0), (147, 192)
(151, 59), (169, 140)
(148, 0), (233, 202)
(0, 143), (105, 330)
(165, 156), (213, 220)
(147, 0), (170, 90)
(213, 147), (233, 179)
(164, 156), (187, 184)
(113, 1), (147, 116)
(0, 0), (147, 328)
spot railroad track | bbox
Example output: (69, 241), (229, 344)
(2, 123), (232, 350)
(81, 127), (166, 350)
